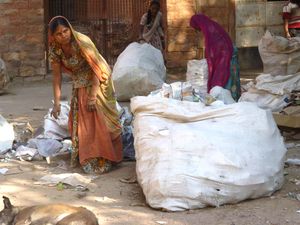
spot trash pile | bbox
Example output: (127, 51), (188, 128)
(0, 102), (71, 163)
(240, 31), (300, 127)
(112, 42), (166, 101)
(117, 103), (135, 161)
(131, 96), (286, 211)
(0, 101), (135, 163)
(150, 58), (235, 105)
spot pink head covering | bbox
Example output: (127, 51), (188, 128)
(190, 14), (233, 92)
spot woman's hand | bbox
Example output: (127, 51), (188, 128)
(51, 103), (61, 119)
(87, 97), (97, 112)
(286, 32), (292, 40)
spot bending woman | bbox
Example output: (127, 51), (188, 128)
(48, 16), (122, 174)
(190, 14), (241, 101)
(139, 0), (165, 52)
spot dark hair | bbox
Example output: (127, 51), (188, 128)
(146, 0), (160, 25)
(291, 0), (300, 7)
(49, 17), (70, 34)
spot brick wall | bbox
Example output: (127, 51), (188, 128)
(0, 0), (46, 82)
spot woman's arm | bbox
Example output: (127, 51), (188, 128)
(87, 74), (100, 112)
(51, 62), (62, 119)
(139, 25), (145, 40)
(284, 19), (291, 39)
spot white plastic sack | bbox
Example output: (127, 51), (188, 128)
(28, 138), (63, 157)
(36, 173), (92, 188)
(239, 73), (300, 112)
(131, 96), (286, 211)
(150, 82), (194, 102)
(239, 88), (289, 112)
(258, 31), (300, 75)
(0, 115), (14, 154)
(112, 42), (166, 101)
(255, 73), (300, 95)
(15, 145), (38, 161)
(209, 86), (235, 104)
(186, 59), (208, 96)
(44, 102), (70, 140)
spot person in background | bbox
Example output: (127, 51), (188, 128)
(283, 0), (300, 38)
(48, 16), (122, 174)
(139, 0), (165, 52)
(190, 14), (241, 101)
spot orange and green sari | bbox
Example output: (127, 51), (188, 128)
(48, 16), (122, 174)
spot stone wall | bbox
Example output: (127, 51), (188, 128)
(166, 0), (198, 69)
(0, 0), (46, 82)
(165, 0), (235, 70)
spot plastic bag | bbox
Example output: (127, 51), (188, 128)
(112, 42), (166, 101)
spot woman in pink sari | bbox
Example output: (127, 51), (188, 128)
(190, 14), (241, 101)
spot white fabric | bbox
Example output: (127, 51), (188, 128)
(0, 115), (14, 154)
(259, 31), (300, 75)
(112, 42), (166, 101)
(131, 96), (286, 211)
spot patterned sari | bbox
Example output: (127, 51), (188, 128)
(48, 16), (122, 174)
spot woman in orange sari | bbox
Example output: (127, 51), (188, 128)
(48, 16), (122, 174)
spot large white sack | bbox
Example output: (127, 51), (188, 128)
(131, 96), (286, 211)
(239, 73), (300, 112)
(259, 31), (300, 75)
(239, 88), (289, 112)
(255, 73), (300, 95)
(186, 59), (208, 93)
(113, 42), (166, 101)
(0, 115), (14, 154)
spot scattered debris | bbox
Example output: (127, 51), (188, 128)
(289, 179), (300, 185)
(156, 221), (167, 225)
(285, 159), (300, 166)
(285, 142), (296, 149)
(32, 106), (46, 111)
(0, 168), (8, 175)
(129, 202), (146, 207)
(12, 122), (34, 143)
(35, 173), (92, 188)
(287, 192), (300, 201)
(15, 145), (41, 161)
(120, 176), (137, 184)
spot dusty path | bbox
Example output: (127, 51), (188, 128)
(0, 81), (300, 225)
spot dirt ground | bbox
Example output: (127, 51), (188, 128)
(0, 80), (300, 225)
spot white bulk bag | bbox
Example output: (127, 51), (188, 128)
(131, 96), (286, 211)
(112, 42), (166, 101)
(186, 59), (208, 93)
(258, 31), (300, 75)
(0, 115), (14, 154)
